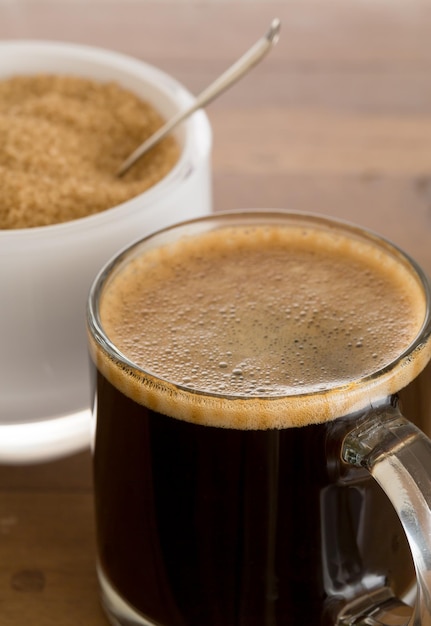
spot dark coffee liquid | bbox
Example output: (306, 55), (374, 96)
(93, 369), (428, 625)
(91, 221), (430, 625)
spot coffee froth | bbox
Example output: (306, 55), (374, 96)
(93, 222), (428, 428)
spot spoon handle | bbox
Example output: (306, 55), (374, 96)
(117, 18), (281, 177)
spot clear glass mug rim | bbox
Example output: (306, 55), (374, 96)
(87, 208), (431, 404)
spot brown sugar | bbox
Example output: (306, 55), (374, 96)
(0, 74), (180, 229)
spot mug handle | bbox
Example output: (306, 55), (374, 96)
(337, 405), (431, 626)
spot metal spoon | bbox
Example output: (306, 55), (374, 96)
(117, 17), (281, 177)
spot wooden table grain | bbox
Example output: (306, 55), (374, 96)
(1, 2), (431, 624)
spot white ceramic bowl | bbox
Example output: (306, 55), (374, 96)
(0, 40), (212, 463)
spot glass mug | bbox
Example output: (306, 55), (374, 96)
(87, 210), (431, 626)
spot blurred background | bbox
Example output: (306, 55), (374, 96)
(1, 2), (431, 624)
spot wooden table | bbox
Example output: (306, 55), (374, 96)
(1, 1), (431, 624)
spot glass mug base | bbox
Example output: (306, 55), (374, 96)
(98, 566), (156, 626)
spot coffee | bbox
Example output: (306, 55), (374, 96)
(90, 218), (429, 625)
